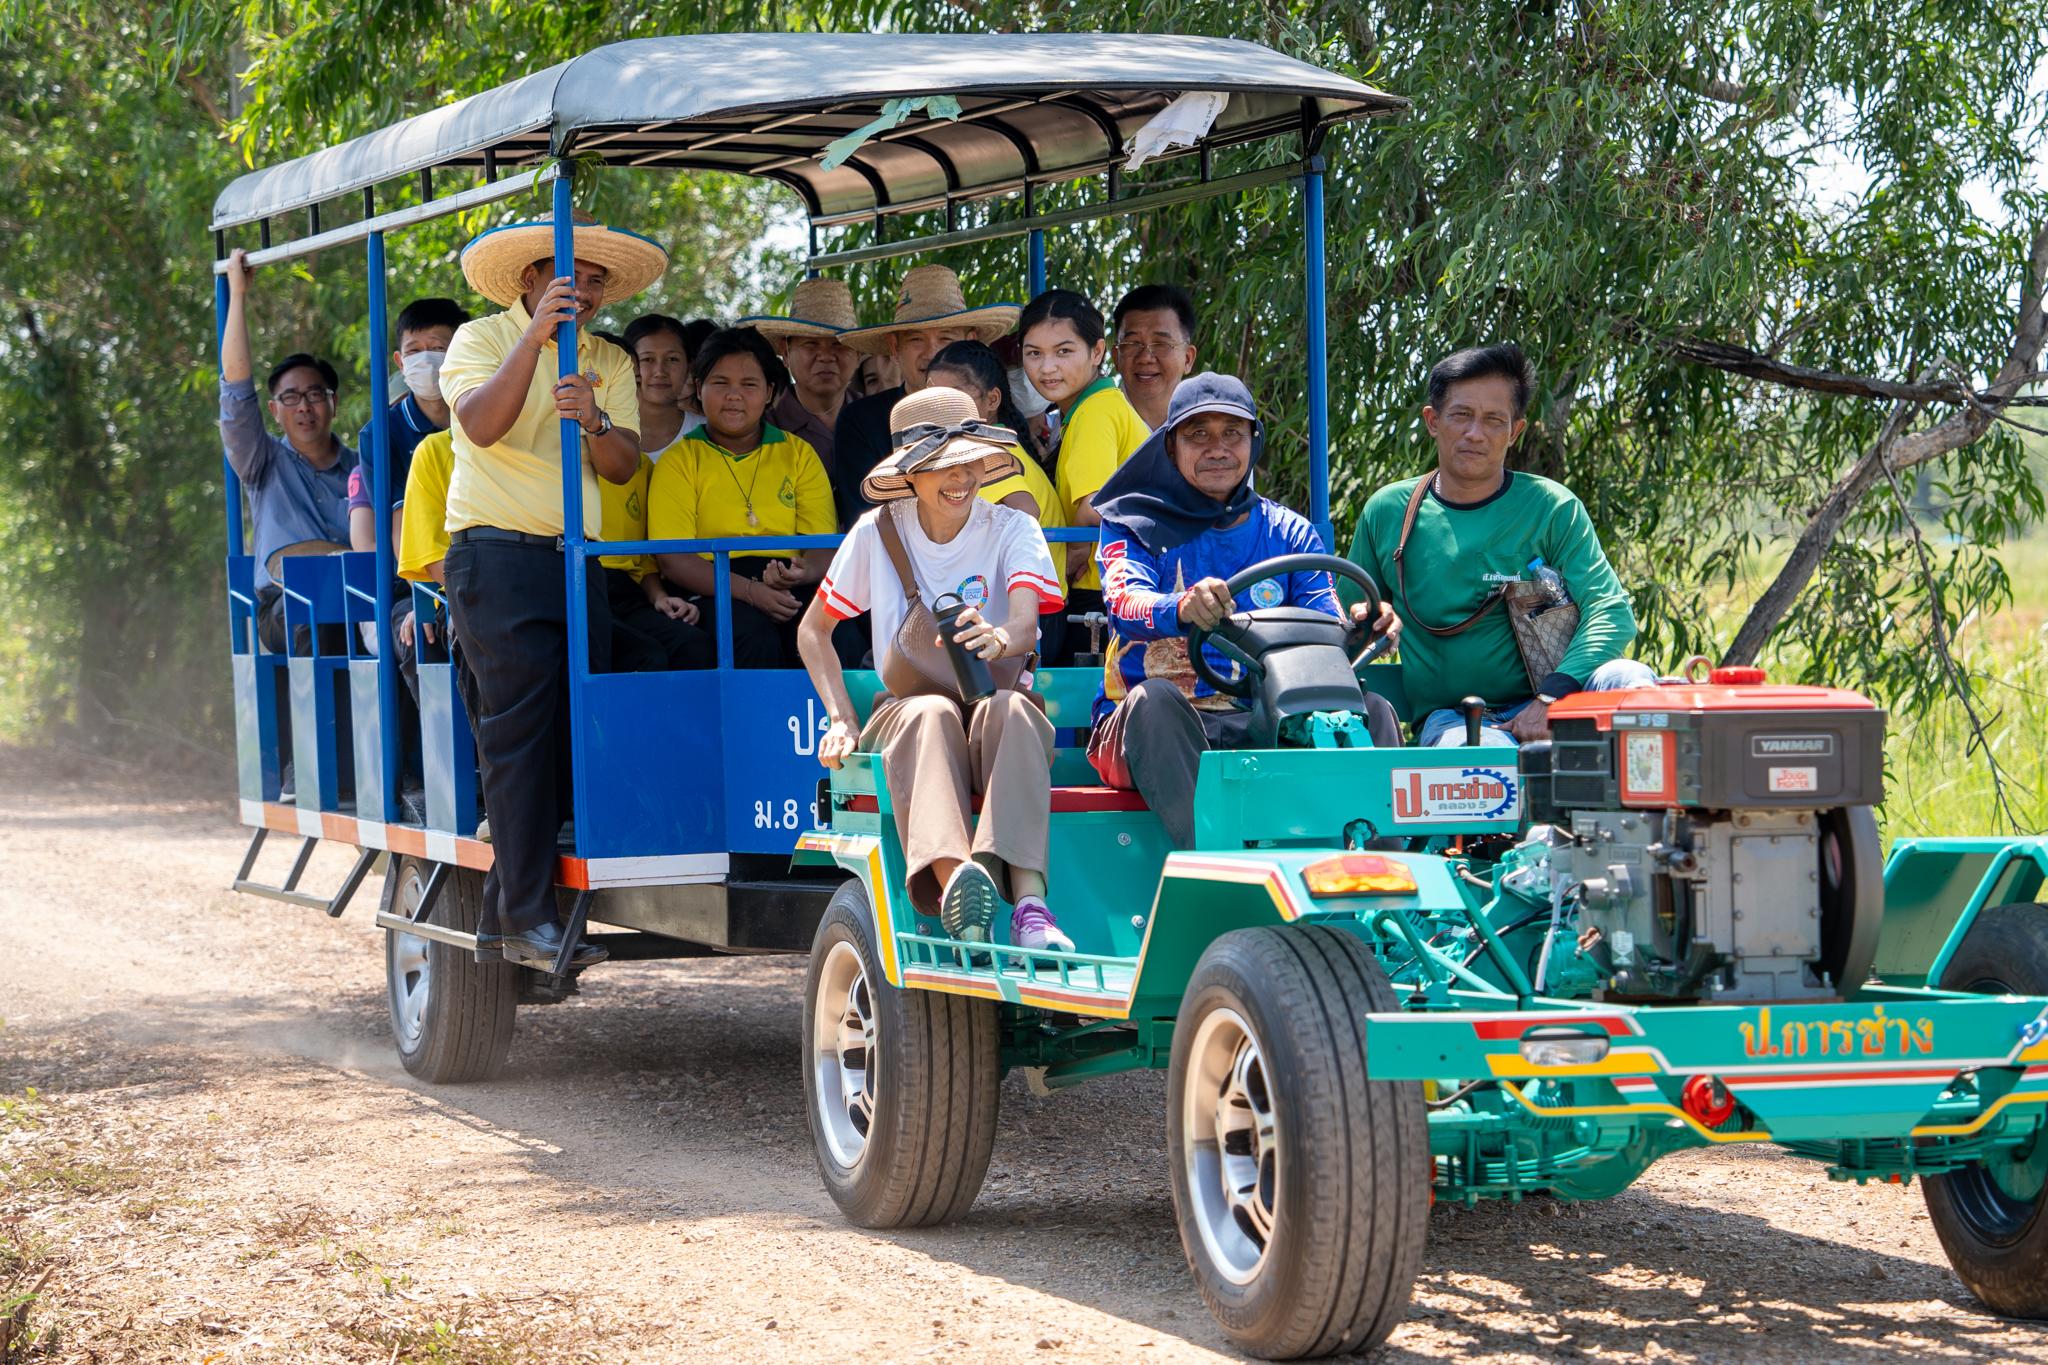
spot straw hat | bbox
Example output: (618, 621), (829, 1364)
(860, 387), (1024, 503)
(839, 265), (1022, 355)
(739, 278), (861, 341)
(460, 210), (668, 308)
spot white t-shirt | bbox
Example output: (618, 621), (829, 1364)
(819, 499), (1062, 673)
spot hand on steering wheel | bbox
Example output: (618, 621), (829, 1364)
(1182, 553), (1389, 700)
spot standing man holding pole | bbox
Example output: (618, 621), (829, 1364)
(438, 208), (667, 968)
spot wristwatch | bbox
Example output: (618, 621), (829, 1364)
(583, 409), (612, 437)
(1535, 692), (1559, 705)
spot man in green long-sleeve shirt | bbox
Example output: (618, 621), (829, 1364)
(1342, 344), (1654, 745)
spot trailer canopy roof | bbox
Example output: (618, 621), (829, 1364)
(210, 32), (1404, 231)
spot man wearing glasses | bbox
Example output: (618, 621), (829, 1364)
(219, 247), (359, 657)
(1109, 284), (1199, 433)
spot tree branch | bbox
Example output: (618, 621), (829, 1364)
(1662, 336), (1972, 403)
(1719, 220), (2048, 667)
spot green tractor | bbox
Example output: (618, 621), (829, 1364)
(795, 552), (2048, 1359)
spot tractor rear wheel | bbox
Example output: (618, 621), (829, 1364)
(1168, 925), (1429, 1359)
(803, 879), (998, 1228)
(385, 856), (517, 1083)
(1925, 901), (2048, 1316)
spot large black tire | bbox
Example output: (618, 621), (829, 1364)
(1925, 901), (2048, 1316)
(802, 879), (998, 1228)
(384, 856), (518, 1083)
(1168, 925), (1429, 1360)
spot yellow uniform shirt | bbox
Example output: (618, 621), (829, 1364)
(981, 447), (1068, 593)
(439, 301), (639, 539)
(646, 425), (835, 560)
(1052, 378), (1150, 590)
(397, 431), (456, 582)
(597, 454), (657, 581)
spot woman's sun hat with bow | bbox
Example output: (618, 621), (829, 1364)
(839, 265), (1021, 355)
(460, 210), (669, 308)
(860, 387), (1024, 503)
(739, 278), (862, 341)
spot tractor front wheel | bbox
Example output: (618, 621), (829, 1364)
(1926, 901), (2048, 1317)
(1168, 925), (1429, 1359)
(802, 879), (998, 1228)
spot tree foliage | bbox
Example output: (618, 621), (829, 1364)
(1, 0), (2044, 757)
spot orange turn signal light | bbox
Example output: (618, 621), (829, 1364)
(1303, 855), (1418, 898)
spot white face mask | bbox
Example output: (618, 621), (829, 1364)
(400, 349), (447, 401)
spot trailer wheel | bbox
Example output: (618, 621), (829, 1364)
(1926, 901), (2048, 1317)
(1169, 925), (1428, 1360)
(385, 856), (517, 1083)
(802, 878), (998, 1228)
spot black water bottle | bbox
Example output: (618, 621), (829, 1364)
(932, 595), (996, 703)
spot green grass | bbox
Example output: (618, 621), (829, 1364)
(1867, 535), (2048, 841)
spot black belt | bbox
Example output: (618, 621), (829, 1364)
(451, 526), (565, 550)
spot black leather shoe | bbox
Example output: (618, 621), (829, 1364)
(473, 934), (505, 964)
(499, 920), (608, 969)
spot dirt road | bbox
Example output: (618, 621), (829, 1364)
(3, 747), (2046, 1363)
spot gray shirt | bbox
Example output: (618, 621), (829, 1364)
(220, 377), (358, 587)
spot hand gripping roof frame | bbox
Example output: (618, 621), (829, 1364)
(209, 32), (1406, 232)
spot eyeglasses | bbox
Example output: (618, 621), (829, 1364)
(273, 389), (334, 409)
(1114, 341), (1187, 360)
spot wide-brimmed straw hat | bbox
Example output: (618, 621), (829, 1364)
(860, 387), (1023, 503)
(839, 265), (1021, 355)
(739, 278), (861, 341)
(460, 211), (669, 308)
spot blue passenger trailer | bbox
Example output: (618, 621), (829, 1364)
(210, 32), (1405, 1045)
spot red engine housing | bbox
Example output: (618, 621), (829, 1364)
(1544, 675), (1885, 811)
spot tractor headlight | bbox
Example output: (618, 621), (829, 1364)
(1518, 1028), (1610, 1067)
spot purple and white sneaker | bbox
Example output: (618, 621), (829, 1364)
(1010, 898), (1075, 953)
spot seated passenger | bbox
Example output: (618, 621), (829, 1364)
(740, 278), (861, 480)
(348, 297), (471, 554)
(1019, 290), (1150, 664)
(797, 388), (1070, 950)
(217, 247), (358, 656)
(833, 265), (1021, 528)
(621, 312), (704, 461)
(1087, 374), (1402, 850)
(924, 338), (1072, 662)
(392, 430), (454, 701)
(1109, 283), (1199, 433)
(598, 442), (714, 674)
(647, 327), (836, 669)
(1342, 344), (1654, 745)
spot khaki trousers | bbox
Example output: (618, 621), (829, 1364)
(861, 690), (1055, 910)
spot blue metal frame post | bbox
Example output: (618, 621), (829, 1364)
(554, 172), (595, 842)
(1302, 158), (1330, 540)
(1028, 228), (1046, 298)
(217, 263), (243, 558)
(365, 229), (402, 822)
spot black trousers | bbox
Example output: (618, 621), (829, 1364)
(443, 538), (611, 936)
(1089, 678), (1402, 849)
(694, 557), (812, 670)
(605, 567), (715, 672)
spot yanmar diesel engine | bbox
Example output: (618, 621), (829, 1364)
(1509, 667), (1887, 1002)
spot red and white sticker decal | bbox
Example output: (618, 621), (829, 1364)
(1768, 766), (1818, 793)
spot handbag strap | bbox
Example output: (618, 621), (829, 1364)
(874, 505), (923, 606)
(1394, 473), (1505, 638)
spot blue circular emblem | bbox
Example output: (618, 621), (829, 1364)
(1248, 578), (1284, 609)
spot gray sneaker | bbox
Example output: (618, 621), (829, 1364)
(940, 861), (1000, 944)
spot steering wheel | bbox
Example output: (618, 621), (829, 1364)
(1184, 553), (1387, 699)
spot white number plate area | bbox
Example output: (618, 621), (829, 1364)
(1768, 766), (1818, 793)
(1391, 766), (1521, 822)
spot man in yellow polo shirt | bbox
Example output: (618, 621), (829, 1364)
(439, 212), (667, 970)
